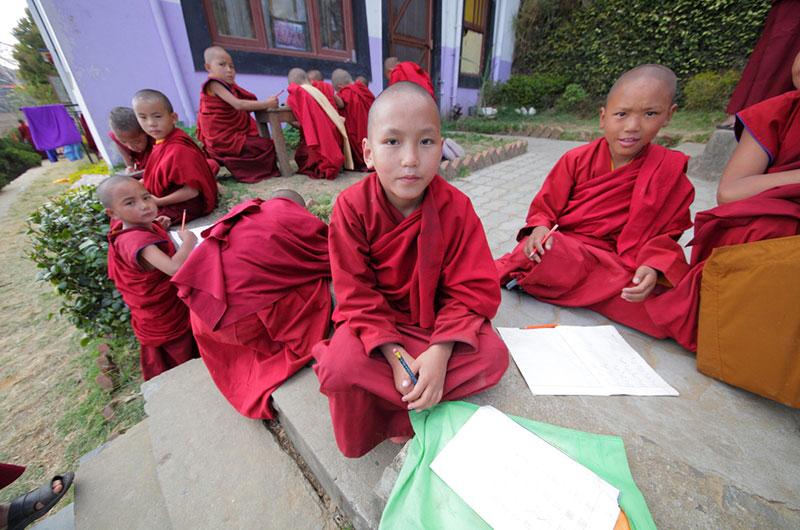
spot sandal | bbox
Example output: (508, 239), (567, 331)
(6, 472), (74, 530)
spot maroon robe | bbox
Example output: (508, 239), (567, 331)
(313, 174), (509, 457)
(338, 82), (375, 170)
(143, 128), (218, 225)
(648, 90), (800, 351)
(311, 80), (337, 107)
(107, 220), (198, 380)
(196, 78), (279, 183)
(287, 83), (345, 180)
(171, 198), (332, 418)
(389, 62), (436, 100)
(496, 138), (694, 338)
(109, 131), (154, 170)
(0, 463), (25, 490)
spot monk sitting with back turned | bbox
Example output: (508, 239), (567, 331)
(287, 68), (353, 180)
(332, 68), (375, 170)
(196, 46), (280, 183)
(99, 175), (199, 380)
(308, 69), (344, 109)
(312, 82), (509, 458)
(108, 106), (153, 174)
(171, 190), (332, 419)
(133, 89), (218, 225)
(496, 64), (695, 339)
(384, 56), (436, 100)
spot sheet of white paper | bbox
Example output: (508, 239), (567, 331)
(168, 224), (210, 249)
(498, 325), (679, 397)
(430, 406), (620, 530)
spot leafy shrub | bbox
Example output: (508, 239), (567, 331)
(0, 136), (41, 189)
(498, 73), (568, 109)
(27, 186), (132, 342)
(283, 124), (301, 151)
(479, 80), (504, 107)
(683, 70), (740, 111)
(556, 83), (590, 113)
(308, 193), (333, 223)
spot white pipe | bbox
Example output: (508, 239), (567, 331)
(449, 1), (464, 112)
(148, 0), (194, 123)
(492, 0), (507, 82)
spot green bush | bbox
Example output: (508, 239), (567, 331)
(498, 73), (568, 109)
(0, 136), (41, 189)
(556, 83), (590, 113)
(683, 70), (740, 111)
(283, 124), (301, 151)
(27, 186), (132, 342)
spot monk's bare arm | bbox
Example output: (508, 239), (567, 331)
(209, 82), (277, 112)
(334, 93), (345, 109)
(152, 185), (199, 207)
(114, 145), (135, 169)
(139, 231), (197, 276)
(717, 129), (800, 204)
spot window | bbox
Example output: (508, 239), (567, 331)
(459, 0), (489, 77)
(204, 0), (355, 59)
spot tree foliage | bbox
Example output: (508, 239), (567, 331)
(12, 9), (58, 104)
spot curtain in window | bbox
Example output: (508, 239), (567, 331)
(318, 0), (345, 50)
(211, 0), (256, 38)
(263, 0), (310, 50)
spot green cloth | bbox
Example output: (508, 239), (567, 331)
(379, 401), (656, 530)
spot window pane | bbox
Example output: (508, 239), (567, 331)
(262, 0), (310, 51)
(211, 0), (256, 38)
(459, 29), (483, 75)
(317, 0), (345, 50)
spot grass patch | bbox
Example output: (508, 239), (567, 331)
(307, 193), (333, 223)
(60, 160), (110, 184)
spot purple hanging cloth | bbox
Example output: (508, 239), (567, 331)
(21, 104), (82, 151)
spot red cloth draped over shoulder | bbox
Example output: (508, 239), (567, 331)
(109, 131), (154, 169)
(389, 62), (436, 100)
(338, 82), (375, 170)
(287, 83), (344, 179)
(313, 174), (508, 457)
(496, 138), (693, 337)
(725, 1), (800, 115)
(1, 463), (25, 489)
(171, 198), (332, 418)
(311, 80), (337, 107)
(143, 128), (218, 222)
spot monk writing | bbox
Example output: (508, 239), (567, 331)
(171, 190), (332, 419)
(308, 69), (344, 109)
(312, 82), (509, 458)
(98, 175), (198, 380)
(108, 107), (153, 174)
(496, 64), (695, 339)
(287, 68), (353, 180)
(332, 68), (375, 171)
(384, 56), (436, 100)
(133, 89), (218, 225)
(196, 46), (280, 183)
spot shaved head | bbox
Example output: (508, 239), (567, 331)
(108, 106), (142, 133)
(331, 68), (353, 90)
(356, 75), (369, 85)
(132, 89), (173, 113)
(307, 69), (323, 81)
(384, 56), (399, 72)
(368, 81), (437, 137)
(271, 188), (306, 207)
(203, 45), (229, 63)
(97, 175), (140, 208)
(607, 64), (677, 104)
(288, 68), (308, 85)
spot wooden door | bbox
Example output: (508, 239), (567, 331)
(387, 0), (433, 73)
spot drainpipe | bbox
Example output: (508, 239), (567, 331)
(492, 0), (507, 82)
(449, 1), (464, 113)
(148, 0), (194, 122)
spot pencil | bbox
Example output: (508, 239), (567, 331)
(394, 349), (418, 385)
(180, 209), (186, 231)
(541, 223), (559, 246)
(274, 89), (285, 98)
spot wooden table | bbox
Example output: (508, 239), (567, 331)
(254, 107), (296, 177)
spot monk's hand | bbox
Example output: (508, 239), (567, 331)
(402, 342), (453, 411)
(156, 215), (171, 229)
(381, 343), (415, 396)
(178, 229), (198, 248)
(523, 226), (553, 263)
(621, 265), (658, 302)
(264, 96), (279, 109)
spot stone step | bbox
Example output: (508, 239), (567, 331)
(271, 368), (401, 530)
(141, 359), (332, 529)
(74, 419), (171, 529)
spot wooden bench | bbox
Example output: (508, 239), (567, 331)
(254, 107), (296, 177)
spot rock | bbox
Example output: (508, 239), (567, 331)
(687, 129), (737, 181)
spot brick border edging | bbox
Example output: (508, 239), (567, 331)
(439, 139), (528, 180)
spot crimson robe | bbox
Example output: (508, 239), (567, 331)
(313, 174), (509, 457)
(496, 138), (694, 337)
(107, 220), (198, 380)
(171, 198), (332, 418)
(196, 78), (279, 183)
(338, 82), (375, 170)
(725, 1), (800, 115)
(109, 131), (154, 170)
(287, 83), (344, 180)
(143, 128), (218, 225)
(311, 80), (337, 107)
(0, 463), (25, 490)
(648, 91), (800, 351)
(389, 62), (436, 100)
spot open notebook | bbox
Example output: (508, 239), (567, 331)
(168, 224), (211, 249)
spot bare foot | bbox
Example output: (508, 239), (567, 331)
(718, 114), (735, 128)
(0, 478), (63, 528)
(388, 436), (411, 444)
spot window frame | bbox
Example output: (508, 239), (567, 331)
(458, 0), (494, 89)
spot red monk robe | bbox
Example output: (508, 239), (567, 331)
(196, 78), (280, 183)
(311, 80), (337, 107)
(313, 174), (509, 458)
(647, 90), (800, 351)
(388, 62), (436, 100)
(143, 128), (218, 225)
(107, 220), (198, 380)
(496, 138), (694, 337)
(109, 131), (154, 170)
(288, 83), (345, 180)
(171, 198), (332, 419)
(0, 463), (25, 490)
(338, 81), (375, 170)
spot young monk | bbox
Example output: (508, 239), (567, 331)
(133, 89), (218, 225)
(171, 190), (332, 418)
(332, 68), (375, 170)
(108, 107), (154, 173)
(355, 75), (369, 86)
(196, 46), (280, 183)
(98, 175), (199, 380)
(312, 82), (509, 458)
(495, 64), (695, 338)
(308, 69), (344, 109)
(384, 56), (435, 100)
(286, 68), (353, 179)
